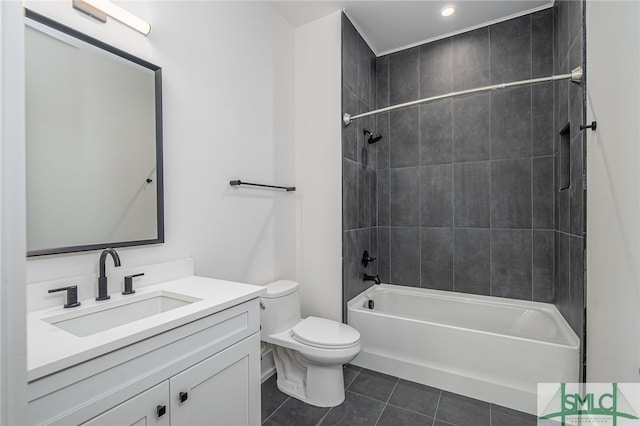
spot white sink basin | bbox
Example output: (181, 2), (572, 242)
(44, 291), (201, 337)
(28, 275), (267, 381)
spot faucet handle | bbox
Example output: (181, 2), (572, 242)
(48, 285), (81, 308)
(123, 273), (144, 295)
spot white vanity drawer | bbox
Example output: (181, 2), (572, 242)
(27, 299), (259, 425)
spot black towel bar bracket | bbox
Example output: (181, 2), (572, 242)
(580, 121), (597, 131)
(230, 180), (296, 192)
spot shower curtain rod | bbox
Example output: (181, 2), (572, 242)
(343, 66), (583, 126)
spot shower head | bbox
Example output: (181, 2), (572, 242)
(363, 129), (382, 144)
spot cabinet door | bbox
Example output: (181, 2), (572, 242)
(82, 381), (170, 426)
(170, 333), (260, 426)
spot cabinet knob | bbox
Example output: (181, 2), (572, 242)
(179, 391), (188, 403)
(156, 405), (166, 417)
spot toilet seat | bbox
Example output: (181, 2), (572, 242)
(290, 316), (360, 349)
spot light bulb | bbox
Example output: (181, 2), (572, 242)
(441, 6), (457, 17)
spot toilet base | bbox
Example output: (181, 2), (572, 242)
(304, 363), (345, 407)
(272, 346), (346, 407)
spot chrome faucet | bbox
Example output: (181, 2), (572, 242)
(96, 248), (121, 301)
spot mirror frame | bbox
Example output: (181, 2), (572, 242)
(25, 9), (164, 257)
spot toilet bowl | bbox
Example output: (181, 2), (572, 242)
(260, 280), (361, 407)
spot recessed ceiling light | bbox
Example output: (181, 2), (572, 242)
(440, 6), (456, 17)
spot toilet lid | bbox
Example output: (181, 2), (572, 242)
(263, 280), (298, 299)
(290, 317), (360, 349)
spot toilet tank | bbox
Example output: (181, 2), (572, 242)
(260, 280), (301, 337)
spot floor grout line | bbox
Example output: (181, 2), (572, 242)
(489, 402), (492, 426)
(385, 401), (437, 420)
(344, 367), (361, 389)
(262, 395), (290, 424)
(432, 391), (443, 426)
(316, 407), (332, 426)
(345, 388), (388, 403)
(373, 378), (400, 426)
(387, 379), (400, 404)
(317, 367), (361, 425)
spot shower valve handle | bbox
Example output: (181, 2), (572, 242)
(361, 250), (377, 268)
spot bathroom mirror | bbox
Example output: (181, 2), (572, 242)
(25, 9), (164, 256)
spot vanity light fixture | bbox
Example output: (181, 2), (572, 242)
(72, 0), (151, 35)
(440, 6), (457, 17)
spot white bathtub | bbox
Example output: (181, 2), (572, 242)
(347, 284), (579, 414)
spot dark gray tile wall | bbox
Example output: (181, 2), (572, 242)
(452, 28), (490, 91)
(389, 227), (421, 286)
(389, 47), (419, 105)
(420, 38), (453, 98)
(420, 228), (454, 291)
(374, 9), (556, 302)
(453, 94), (490, 162)
(454, 162), (490, 228)
(453, 229), (491, 295)
(390, 108), (419, 168)
(489, 15), (531, 84)
(490, 86), (531, 160)
(421, 164), (453, 227)
(490, 230), (532, 299)
(341, 5), (586, 356)
(420, 99), (453, 165)
(553, 0), (586, 376)
(390, 167), (420, 226)
(342, 15), (378, 319)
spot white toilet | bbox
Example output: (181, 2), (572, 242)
(260, 280), (361, 407)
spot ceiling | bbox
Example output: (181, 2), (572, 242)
(269, 1), (553, 56)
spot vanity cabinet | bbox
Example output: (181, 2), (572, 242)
(82, 381), (170, 426)
(27, 299), (261, 426)
(170, 334), (258, 425)
(82, 335), (259, 426)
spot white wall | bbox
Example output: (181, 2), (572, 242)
(24, 1), (296, 295)
(294, 11), (342, 321)
(0, 1), (27, 423)
(586, 0), (640, 382)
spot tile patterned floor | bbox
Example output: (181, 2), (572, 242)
(262, 365), (537, 426)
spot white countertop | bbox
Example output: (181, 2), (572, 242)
(27, 276), (265, 382)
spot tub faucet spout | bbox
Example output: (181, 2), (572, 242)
(363, 273), (381, 284)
